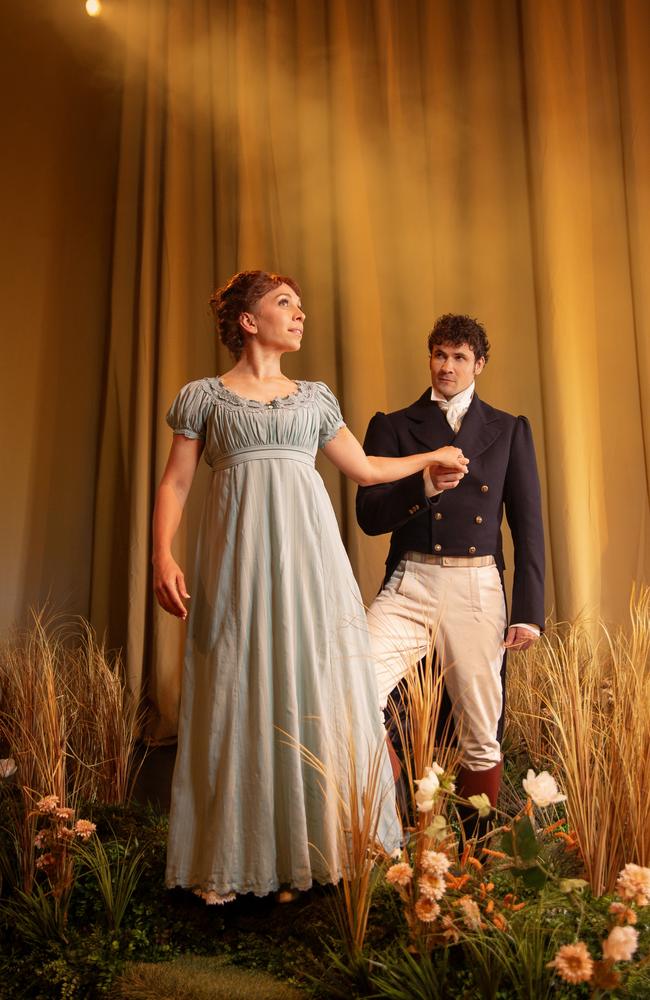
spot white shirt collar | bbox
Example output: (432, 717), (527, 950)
(430, 381), (475, 410)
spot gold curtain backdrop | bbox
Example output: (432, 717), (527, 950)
(1, 0), (648, 739)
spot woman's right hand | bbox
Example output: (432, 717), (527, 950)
(427, 446), (468, 492)
(153, 555), (190, 619)
(431, 446), (469, 472)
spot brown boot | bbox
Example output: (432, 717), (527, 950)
(456, 759), (503, 842)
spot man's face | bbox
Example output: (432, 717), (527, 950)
(429, 341), (485, 399)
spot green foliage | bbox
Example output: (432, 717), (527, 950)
(369, 944), (453, 999)
(74, 832), (145, 931)
(2, 882), (69, 947)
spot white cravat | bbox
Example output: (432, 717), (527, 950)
(431, 381), (475, 433)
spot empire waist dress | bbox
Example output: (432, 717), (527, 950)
(164, 377), (400, 898)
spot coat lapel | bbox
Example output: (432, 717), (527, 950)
(406, 390), (503, 457)
(405, 388), (455, 451)
(454, 394), (503, 457)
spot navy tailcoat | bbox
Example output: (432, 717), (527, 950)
(356, 389), (545, 629)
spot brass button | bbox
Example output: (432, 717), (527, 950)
(408, 506), (415, 514)
(481, 484), (489, 493)
(434, 544), (442, 553)
(475, 515), (483, 524)
(468, 546), (477, 555)
(434, 512), (443, 521)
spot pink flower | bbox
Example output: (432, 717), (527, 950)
(602, 925), (638, 962)
(74, 819), (96, 841)
(420, 850), (451, 877)
(458, 895), (483, 931)
(35, 852), (56, 870)
(616, 864), (650, 907)
(34, 830), (48, 849)
(55, 807), (75, 821)
(418, 872), (446, 901)
(547, 942), (594, 984)
(609, 901), (637, 925)
(386, 862), (413, 888)
(36, 795), (59, 814)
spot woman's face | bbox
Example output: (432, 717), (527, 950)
(243, 283), (305, 354)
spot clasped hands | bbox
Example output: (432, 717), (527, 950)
(428, 445), (469, 491)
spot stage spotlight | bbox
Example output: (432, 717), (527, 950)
(85, 0), (102, 16)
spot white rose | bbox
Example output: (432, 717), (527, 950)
(522, 769), (566, 808)
(414, 767), (440, 813)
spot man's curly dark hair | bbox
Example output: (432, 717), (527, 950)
(427, 314), (490, 363)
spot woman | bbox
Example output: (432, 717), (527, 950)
(153, 270), (468, 902)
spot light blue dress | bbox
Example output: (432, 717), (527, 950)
(165, 377), (400, 897)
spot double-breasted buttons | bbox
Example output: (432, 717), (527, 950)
(434, 544), (442, 553)
(468, 546), (477, 555)
(434, 512), (443, 521)
(475, 515), (483, 524)
(481, 484), (489, 493)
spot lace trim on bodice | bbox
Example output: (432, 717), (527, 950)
(203, 377), (318, 411)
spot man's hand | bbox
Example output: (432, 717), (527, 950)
(427, 462), (466, 491)
(504, 626), (539, 651)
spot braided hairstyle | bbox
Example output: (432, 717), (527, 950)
(209, 270), (302, 359)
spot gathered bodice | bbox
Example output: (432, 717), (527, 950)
(166, 377), (345, 470)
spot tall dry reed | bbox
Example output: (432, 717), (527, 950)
(505, 587), (650, 895)
(296, 728), (397, 962)
(0, 610), (141, 890)
(386, 631), (460, 819)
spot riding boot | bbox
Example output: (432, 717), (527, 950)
(456, 759), (503, 843)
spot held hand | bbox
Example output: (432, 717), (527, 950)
(153, 555), (190, 620)
(431, 445), (469, 472)
(503, 626), (540, 651)
(428, 465), (466, 491)
(428, 446), (468, 490)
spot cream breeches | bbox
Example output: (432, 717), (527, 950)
(366, 557), (507, 771)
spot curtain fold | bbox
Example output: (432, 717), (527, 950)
(90, 0), (650, 739)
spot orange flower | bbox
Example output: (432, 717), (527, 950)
(415, 897), (440, 923)
(547, 942), (594, 984)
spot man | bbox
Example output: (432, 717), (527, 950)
(356, 313), (545, 816)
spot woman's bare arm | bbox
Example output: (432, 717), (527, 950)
(322, 426), (468, 486)
(152, 435), (204, 618)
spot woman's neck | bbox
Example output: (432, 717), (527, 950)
(223, 347), (288, 382)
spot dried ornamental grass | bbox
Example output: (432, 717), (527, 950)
(0, 610), (141, 890)
(505, 586), (650, 895)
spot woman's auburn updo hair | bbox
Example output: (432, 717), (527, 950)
(210, 270), (302, 360)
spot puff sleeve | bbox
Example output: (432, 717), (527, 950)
(166, 380), (211, 440)
(315, 382), (346, 448)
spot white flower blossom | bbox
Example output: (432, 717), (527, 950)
(522, 769), (566, 808)
(414, 767), (440, 813)
(602, 925), (638, 962)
